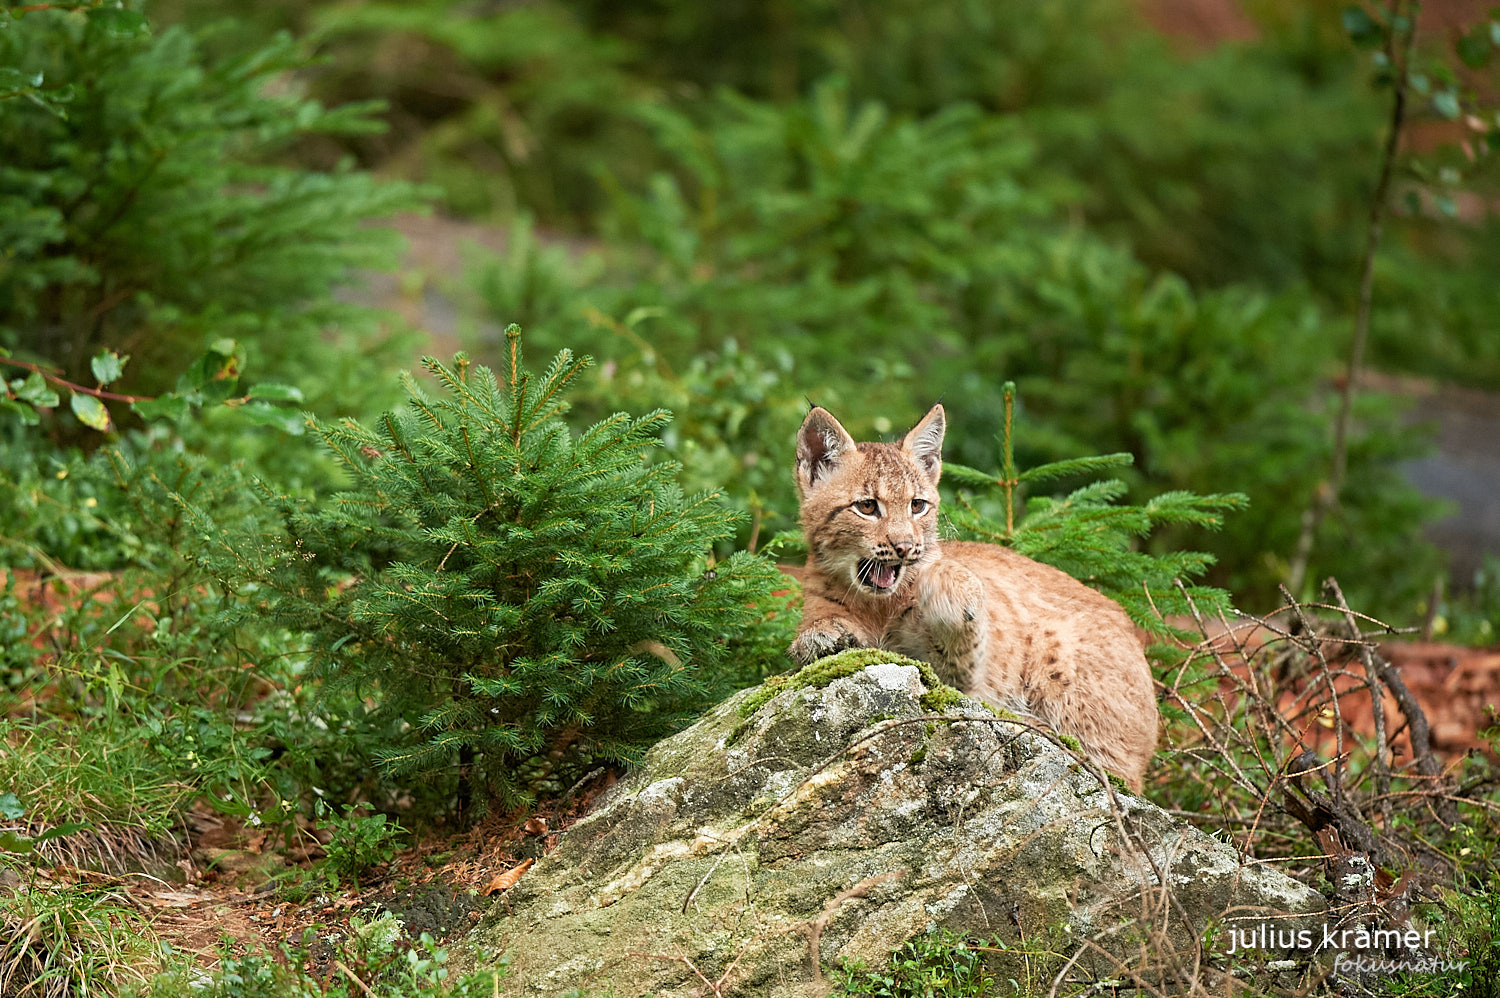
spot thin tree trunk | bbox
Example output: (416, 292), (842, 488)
(1288, 1), (1417, 595)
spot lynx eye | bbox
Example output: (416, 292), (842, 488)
(852, 499), (880, 516)
(911, 499), (930, 516)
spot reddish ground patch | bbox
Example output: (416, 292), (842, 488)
(137, 771), (619, 977)
(1161, 613), (1498, 765)
(1380, 641), (1499, 756)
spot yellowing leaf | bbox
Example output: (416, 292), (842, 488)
(69, 392), (111, 431)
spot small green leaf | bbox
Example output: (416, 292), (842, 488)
(204, 791), (253, 818)
(246, 382), (304, 403)
(177, 343), (244, 394)
(34, 822), (91, 842)
(0, 831), (33, 855)
(87, 7), (148, 36)
(1342, 5), (1383, 47)
(0, 793), (24, 820)
(1435, 194), (1458, 218)
(0, 399), (39, 425)
(132, 394), (190, 423)
(13, 371), (58, 408)
(70, 392), (112, 431)
(1433, 90), (1462, 120)
(234, 401), (306, 435)
(1456, 27), (1493, 69)
(90, 349), (127, 386)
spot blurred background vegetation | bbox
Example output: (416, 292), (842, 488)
(5, 0), (1498, 622)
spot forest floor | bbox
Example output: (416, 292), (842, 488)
(86, 776), (616, 986)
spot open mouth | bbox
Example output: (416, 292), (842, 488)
(856, 559), (903, 594)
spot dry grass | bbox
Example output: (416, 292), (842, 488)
(0, 868), (167, 997)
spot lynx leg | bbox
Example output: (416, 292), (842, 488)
(889, 560), (988, 689)
(789, 618), (867, 665)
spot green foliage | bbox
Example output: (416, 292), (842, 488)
(944, 382), (1245, 638)
(2, 340), (309, 443)
(1434, 555), (1500, 646)
(598, 77), (1060, 377)
(0, 429), (388, 839)
(135, 0), (1495, 623)
(320, 802), (406, 888)
(146, 918), (503, 997)
(304, 0), (647, 222)
(833, 928), (997, 997)
(0, 1), (424, 438)
(194, 327), (795, 807)
(543, 79), (1429, 612)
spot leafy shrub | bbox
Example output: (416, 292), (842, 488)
(0, 425), (387, 839)
(320, 802), (405, 887)
(833, 928), (998, 997)
(193, 327), (795, 808)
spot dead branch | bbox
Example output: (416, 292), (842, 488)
(806, 871), (904, 983)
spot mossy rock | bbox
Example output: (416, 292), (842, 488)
(739, 647), (965, 718)
(457, 661), (1326, 997)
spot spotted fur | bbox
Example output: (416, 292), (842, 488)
(788, 404), (1159, 791)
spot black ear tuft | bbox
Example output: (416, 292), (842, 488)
(796, 407), (857, 492)
(901, 404), (945, 484)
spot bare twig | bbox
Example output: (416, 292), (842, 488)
(0, 356), (151, 403)
(806, 871), (903, 983)
(1323, 577), (1393, 829)
(334, 960), (378, 998)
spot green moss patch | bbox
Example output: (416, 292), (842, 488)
(918, 683), (968, 713)
(737, 647), (969, 719)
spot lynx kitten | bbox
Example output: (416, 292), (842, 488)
(789, 404), (1159, 791)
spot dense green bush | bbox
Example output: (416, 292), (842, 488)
(191, 328), (795, 807)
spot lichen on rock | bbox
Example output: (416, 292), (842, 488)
(458, 660), (1325, 996)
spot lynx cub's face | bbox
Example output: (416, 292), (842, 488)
(794, 405), (946, 599)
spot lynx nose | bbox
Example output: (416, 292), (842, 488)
(891, 540), (915, 559)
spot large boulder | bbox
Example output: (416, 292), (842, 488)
(460, 650), (1324, 995)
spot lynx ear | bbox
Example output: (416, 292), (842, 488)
(796, 407), (858, 493)
(901, 404), (945, 484)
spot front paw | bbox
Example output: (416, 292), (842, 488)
(916, 561), (984, 635)
(788, 622), (863, 665)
